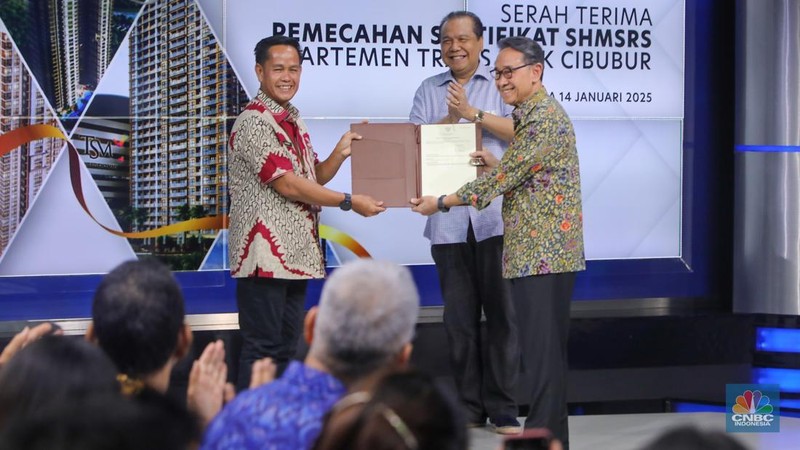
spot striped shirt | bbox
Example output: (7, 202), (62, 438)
(410, 65), (513, 244)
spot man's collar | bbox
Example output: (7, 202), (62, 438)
(518, 86), (550, 111)
(438, 64), (493, 87)
(473, 64), (493, 81)
(256, 90), (299, 120)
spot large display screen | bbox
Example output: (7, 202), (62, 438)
(0, 0), (684, 285)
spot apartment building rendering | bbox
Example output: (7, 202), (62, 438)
(128, 0), (247, 233)
(2, 0), (116, 119)
(0, 32), (61, 256)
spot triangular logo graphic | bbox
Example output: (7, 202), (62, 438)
(199, 229), (228, 271)
(0, 0), (145, 133)
(0, 29), (67, 261)
(325, 241), (342, 267)
(0, 145), (136, 276)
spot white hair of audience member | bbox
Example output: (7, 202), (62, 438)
(311, 259), (420, 382)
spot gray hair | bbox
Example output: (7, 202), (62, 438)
(311, 259), (419, 383)
(498, 36), (545, 81)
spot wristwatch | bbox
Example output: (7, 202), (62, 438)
(437, 195), (450, 213)
(339, 193), (352, 211)
(473, 109), (484, 123)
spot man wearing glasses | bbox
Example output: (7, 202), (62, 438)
(412, 36), (585, 450)
(409, 11), (521, 435)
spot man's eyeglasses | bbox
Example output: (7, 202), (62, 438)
(490, 63), (533, 80)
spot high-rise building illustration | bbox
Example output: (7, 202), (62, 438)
(46, 0), (81, 113)
(21, 0), (114, 116)
(0, 33), (28, 253)
(0, 32), (61, 256)
(129, 0), (247, 231)
(27, 92), (61, 198)
(83, 0), (114, 85)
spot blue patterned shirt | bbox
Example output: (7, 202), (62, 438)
(200, 361), (346, 450)
(410, 65), (513, 244)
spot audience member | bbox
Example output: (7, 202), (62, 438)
(638, 426), (749, 450)
(0, 390), (200, 450)
(87, 258), (193, 395)
(201, 259), (420, 450)
(0, 335), (119, 427)
(313, 370), (467, 450)
(88, 258), (275, 428)
(0, 322), (62, 367)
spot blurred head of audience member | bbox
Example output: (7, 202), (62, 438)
(0, 390), (201, 450)
(639, 426), (749, 450)
(0, 335), (119, 427)
(0, 322), (63, 367)
(88, 258), (192, 394)
(313, 370), (467, 450)
(201, 259), (421, 450)
(307, 259), (420, 384)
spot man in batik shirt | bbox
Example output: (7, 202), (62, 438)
(412, 36), (585, 450)
(228, 35), (384, 390)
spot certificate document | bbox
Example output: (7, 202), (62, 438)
(350, 123), (480, 206)
(419, 124), (477, 197)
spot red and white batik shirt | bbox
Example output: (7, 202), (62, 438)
(228, 91), (324, 279)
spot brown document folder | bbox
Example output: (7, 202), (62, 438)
(350, 123), (481, 207)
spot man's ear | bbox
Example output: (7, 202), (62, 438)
(174, 323), (193, 360)
(532, 62), (544, 83)
(255, 63), (264, 82)
(85, 322), (98, 344)
(304, 307), (318, 345)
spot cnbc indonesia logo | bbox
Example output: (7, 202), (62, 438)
(727, 385), (780, 432)
(731, 390), (774, 425)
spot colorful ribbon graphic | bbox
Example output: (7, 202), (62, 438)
(0, 124), (370, 256)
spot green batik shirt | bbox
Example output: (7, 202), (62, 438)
(456, 87), (586, 279)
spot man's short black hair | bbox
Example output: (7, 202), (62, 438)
(254, 35), (303, 65)
(439, 11), (483, 39)
(92, 258), (185, 377)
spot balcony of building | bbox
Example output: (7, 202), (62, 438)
(169, 48), (187, 59)
(202, 56), (219, 68)
(169, 67), (187, 78)
(168, 170), (188, 182)
(170, 140), (188, 149)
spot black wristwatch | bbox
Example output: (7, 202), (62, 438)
(437, 195), (450, 213)
(339, 192), (352, 211)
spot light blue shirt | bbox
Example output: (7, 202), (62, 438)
(410, 65), (513, 244)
